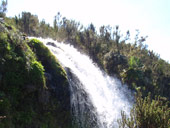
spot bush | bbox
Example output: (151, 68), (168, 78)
(129, 56), (142, 69)
(118, 91), (170, 128)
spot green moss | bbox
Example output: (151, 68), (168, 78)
(0, 32), (10, 59)
(0, 22), (72, 128)
(0, 36), (45, 88)
(28, 38), (68, 84)
(30, 60), (46, 88)
(28, 38), (72, 128)
(14, 110), (35, 126)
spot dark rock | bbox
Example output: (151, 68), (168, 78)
(66, 67), (102, 128)
(46, 42), (57, 47)
(22, 34), (27, 40)
(44, 72), (52, 81)
(38, 88), (50, 105)
(6, 25), (12, 30)
(24, 84), (37, 93)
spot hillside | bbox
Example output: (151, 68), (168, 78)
(0, 21), (72, 128)
(0, 10), (170, 127)
(5, 12), (170, 100)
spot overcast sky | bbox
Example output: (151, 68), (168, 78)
(6, 0), (170, 62)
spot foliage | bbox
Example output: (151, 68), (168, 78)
(118, 91), (170, 128)
(3, 10), (170, 127)
(104, 51), (128, 76)
(30, 60), (46, 87)
(0, 21), (72, 128)
(28, 38), (67, 79)
(6, 11), (170, 99)
(129, 56), (142, 69)
(28, 38), (71, 127)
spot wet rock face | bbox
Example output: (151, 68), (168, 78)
(29, 39), (72, 127)
(66, 67), (102, 128)
(47, 42), (57, 47)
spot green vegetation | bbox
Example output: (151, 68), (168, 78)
(28, 38), (67, 80)
(30, 60), (46, 87)
(7, 11), (170, 100)
(1, 2), (170, 127)
(118, 90), (170, 128)
(8, 12), (169, 127)
(0, 20), (72, 127)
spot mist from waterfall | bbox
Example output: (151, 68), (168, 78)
(37, 38), (133, 128)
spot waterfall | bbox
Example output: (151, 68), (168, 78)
(37, 38), (133, 128)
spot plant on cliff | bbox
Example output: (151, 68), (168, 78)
(0, 21), (48, 127)
(30, 60), (46, 87)
(0, 21), (72, 128)
(28, 38), (67, 80)
(28, 38), (72, 128)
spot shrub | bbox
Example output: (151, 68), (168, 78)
(129, 56), (142, 69)
(118, 91), (170, 128)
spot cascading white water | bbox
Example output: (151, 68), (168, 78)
(36, 38), (133, 128)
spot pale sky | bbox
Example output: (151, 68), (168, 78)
(6, 0), (170, 62)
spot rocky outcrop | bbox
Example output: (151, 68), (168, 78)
(66, 67), (101, 128)
(0, 22), (72, 128)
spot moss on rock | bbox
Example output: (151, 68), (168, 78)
(0, 21), (72, 127)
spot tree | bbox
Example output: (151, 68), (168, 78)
(0, 0), (7, 17)
(113, 26), (120, 54)
(53, 16), (58, 32)
(18, 12), (39, 36)
(29, 14), (39, 36)
(99, 25), (111, 43)
(89, 23), (95, 33)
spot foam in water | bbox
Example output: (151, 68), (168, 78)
(34, 38), (133, 128)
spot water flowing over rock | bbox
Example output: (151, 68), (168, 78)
(39, 38), (133, 128)
(66, 67), (102, 128)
